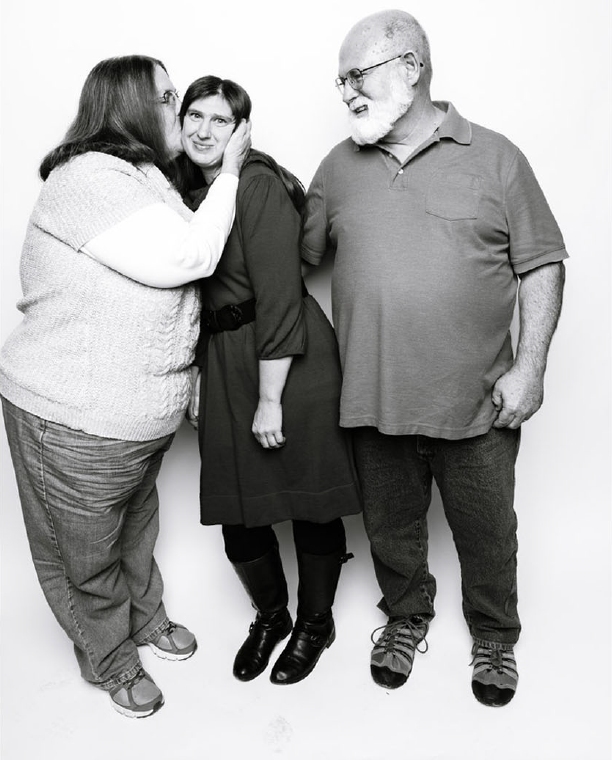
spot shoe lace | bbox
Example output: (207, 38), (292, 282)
(120, 666), (147, 691)
(371, 617), (429, 655)
(470, 644), (513, 674)
(160, 621), (177, 637)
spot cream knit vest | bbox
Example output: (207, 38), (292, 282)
(0, 152), (200, 441)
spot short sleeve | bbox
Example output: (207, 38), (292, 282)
(505, 150), (569, 274)
(32, 153), (176, 252)
(301, 160), (332, 265)
(239, 173), (306, 360)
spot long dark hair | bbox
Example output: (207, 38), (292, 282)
(39, 55), (175, 180)
(176, 75), (305, 213)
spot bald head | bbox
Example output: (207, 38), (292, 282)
(340, 10), (432, 87)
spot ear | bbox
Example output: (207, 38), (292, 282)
(401, 51), (423, 85)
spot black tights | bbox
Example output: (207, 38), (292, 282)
(222, 519), (346, 563)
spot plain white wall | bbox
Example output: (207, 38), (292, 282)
(1, 1), (610, 758)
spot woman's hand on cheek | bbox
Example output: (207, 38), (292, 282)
(221, 119), (251, 176)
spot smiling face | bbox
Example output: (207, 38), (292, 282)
(338, 41), (414, 145)
(347, 66), (414, 145)
(181, 94), (236, 181)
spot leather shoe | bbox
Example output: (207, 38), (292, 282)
(233, 608), (292, 681)
(270, 613), (335, 685)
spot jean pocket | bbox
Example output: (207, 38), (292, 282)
(425, 173), (482, 220)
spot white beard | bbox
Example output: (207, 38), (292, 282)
(348, 72), (414, 145)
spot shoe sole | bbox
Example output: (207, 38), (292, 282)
(148, 642), (197, 661)
(370, 666), (409, 689)
(471, 683), (516, 707)
(111, 697), (165, 719)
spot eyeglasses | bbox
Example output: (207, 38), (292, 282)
(154, 89), (181, 107)
(335, 52), (423, 92)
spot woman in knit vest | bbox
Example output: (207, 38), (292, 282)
(0, 56), (250, 718)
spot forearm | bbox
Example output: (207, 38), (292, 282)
(82, 173), (239, 288)
(251, 356), (294, 449)
(258, 356), (293, 402)
(514, 262), (565, 375)
(175, 173), (238, 280)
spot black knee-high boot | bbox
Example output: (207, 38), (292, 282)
(231, 544), (293, 681)
(270, 547), (353, 685)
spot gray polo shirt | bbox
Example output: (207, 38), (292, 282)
(301, 102), (568, 439)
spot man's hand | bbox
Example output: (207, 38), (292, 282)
(491, 366), (544, 429)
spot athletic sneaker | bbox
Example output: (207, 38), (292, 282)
(471, 642), (518, 706)
(148, 621), (197, 661)
(370, 616), (429, 689)
(109, 668), (163, 718)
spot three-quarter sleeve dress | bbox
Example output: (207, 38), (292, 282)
(188, 158), (362, 528)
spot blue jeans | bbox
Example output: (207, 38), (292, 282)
(2, 397), (173, 689)
(353, 426), (521, 649)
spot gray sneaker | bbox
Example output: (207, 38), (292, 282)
(471, 642), (518, 706)
(109, 668), (164, 718)
(148, 621), (197, 661)
(370, 616), (429, 689)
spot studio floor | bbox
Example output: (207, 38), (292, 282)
(1, 425), (609, 760)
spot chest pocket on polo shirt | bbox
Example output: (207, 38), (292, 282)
(425, 173), (482, 221)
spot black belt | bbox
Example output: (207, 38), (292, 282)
(202, 281), (308, 334)
(202, 298), (256, 333)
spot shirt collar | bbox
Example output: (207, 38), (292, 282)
(351, 100), (472, 151)
(434, 101), (472, 144)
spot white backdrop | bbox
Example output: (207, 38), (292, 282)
(1, 1), (610, 759)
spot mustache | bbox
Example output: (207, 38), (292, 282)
(348, 99), (369, 113)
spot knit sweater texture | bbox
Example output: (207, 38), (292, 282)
(0, 152), (199, 441)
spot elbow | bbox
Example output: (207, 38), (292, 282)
(558, 260), (566, 284)
(519, 260), (566, 287)
(136, 273), (190, 289)
(175, 239), (221, 281)
(549, 261), (566, 294)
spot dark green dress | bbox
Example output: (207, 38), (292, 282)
(188, 157), (361, 528)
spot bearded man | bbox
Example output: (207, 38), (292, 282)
(301, 9), (567, 706)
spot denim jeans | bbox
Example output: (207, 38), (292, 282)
(2, 397), (173, 689)
(353, 426), (521, 649)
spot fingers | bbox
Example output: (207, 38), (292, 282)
(255, 430), (286, 450)
(233, 118), (251, 141)
(492, 414), (513, 429)
(190, 395), (199, 420)
(227, 119), (251, 156)
(187, 395), (199, 428)
(221, 122), (252, 175)
(493, 409), (524, 429)
(186, 371), (200, 430)
(491, 387), (502, 411)
(186, 406), (198, 430)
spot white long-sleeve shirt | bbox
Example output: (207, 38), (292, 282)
(83, 171), (238, 287)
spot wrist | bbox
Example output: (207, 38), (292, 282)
(220, 161), (240, 177)
(513, 355), (546, 378)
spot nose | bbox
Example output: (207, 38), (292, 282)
(341, 80), (359, 105)
(196, 118), (212, 139)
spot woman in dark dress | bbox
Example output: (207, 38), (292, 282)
(177, 76), (362, 685)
